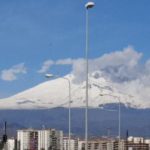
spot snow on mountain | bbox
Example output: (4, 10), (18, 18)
(0, 72), (148, 109)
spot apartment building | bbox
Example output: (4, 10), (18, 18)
(63, 137), (78, 150)
(38, 129), (63, 150)
(17, 129), (38, 150)
(17, 128), (63, 150)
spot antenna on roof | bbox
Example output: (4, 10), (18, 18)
(2, 121), (7, 143)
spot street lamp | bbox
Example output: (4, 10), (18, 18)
(45, 74), (71, 150)
(99, 94), (121, 147)
(85, 2), (95, 150)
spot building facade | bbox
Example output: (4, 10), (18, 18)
(17, 129), (38, 150)
(38, 129), (63, 150)
(17, 128), (63, 150)
(63, 137), (78, 150)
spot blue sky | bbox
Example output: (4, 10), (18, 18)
(0, 0), (150, 98)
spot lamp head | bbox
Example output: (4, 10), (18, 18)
(45, 74), (54, 78)
(85, 2), (95, 9)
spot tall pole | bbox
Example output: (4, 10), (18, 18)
(85, 2), (95, 150)
(118, 98), (121, 150)
(85, 6), (89, 150)
(68, 78), (71, 150)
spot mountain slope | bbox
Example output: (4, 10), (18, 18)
(0, 73), (147, 109)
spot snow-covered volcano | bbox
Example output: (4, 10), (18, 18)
(0, 72), (148, 109)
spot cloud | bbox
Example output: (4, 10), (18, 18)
(38, 60), (54, 73)
(93, 46), (142, 69)
(145, 59), (150, 73)
(67, 46), (142, 83)
(56, 58), (86, 82)
(38, 58), (74, 74)
(37, 46), (147, 85)
(38, 46), (142, 83)
(88, 46), (142, 82)
(56, 58), (74, 65)
(1, 63), (27, 81)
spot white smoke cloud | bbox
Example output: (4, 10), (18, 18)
(56, 58), (74, 65)
(39, 46), (143, 83)
(1, 63), (27, 81)
(145, 59), (150, 73)
(69, 46), (142, 83)
(38, 60), (54, 73)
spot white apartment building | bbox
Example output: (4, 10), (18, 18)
(38, 129), (63, 150)
(63, 137), (78, 150)
(17, 128), (63, 150)
(7, 139), (15, 150)
(128, 136), (144, 143)
(17, 129), (38, 150)
(78, 139), (116, 150)
(38, 130), (50, 150)
(78, 140), (106, 150)
(145, 139), (150, 150)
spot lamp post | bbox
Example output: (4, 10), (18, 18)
(45, 74), (71, 150)
(99, 94), (121, 147)
(85, 2), (95, 150)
